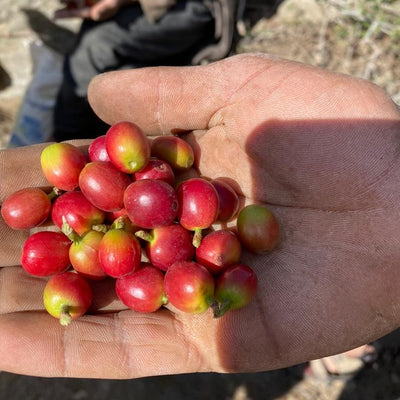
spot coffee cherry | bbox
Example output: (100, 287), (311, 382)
(51, 190), (106, 236)
(79, 161), (131, 212)
(69, 230), (107, 280)
(124, 179), (178, 229)
(40, 143), (86, 191)
(1, 188), (52, 230)
(211, 179), (240, 222)
(236, 204), (280, 253)
(21, 231), (71, 276)
(151, 136), (194, 170)
(88, 135), (110, 162)
(116, 264), (167, 313)
(43, 271), (93, 326)
(99, 228), (141, 278)
(135, 224), (195, 271)
(134, 157), (175, 186)
(106, 121), (150, 173)
(195, 229), (241, 274)
(213, 264), (258, 318)
(177, 178), (219, 247)
(164, 260), (214, 314)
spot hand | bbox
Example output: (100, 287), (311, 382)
(54, 0), (134, 21)
(1, 54), (400, 379)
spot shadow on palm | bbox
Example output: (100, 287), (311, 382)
(188, 117), (400, 372)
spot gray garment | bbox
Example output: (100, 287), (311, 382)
(53, 0), (214, 141)
(138, 0), (177, 22)
(68, 0), (214, 97)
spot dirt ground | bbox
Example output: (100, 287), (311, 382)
(1, 0), (400, 399)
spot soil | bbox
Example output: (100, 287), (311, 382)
(1, 0), (400, 399)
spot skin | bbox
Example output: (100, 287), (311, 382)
(54, 0), (135, 21)
(1, 54), (400, 378)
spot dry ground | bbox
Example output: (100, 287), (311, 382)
(1, 0), (400, 399)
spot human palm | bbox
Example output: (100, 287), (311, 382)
(1, 54), (400, 378)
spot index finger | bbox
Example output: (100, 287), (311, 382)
(54, 7), (92, 19)
(0, 140), (91, 202)
(0, 309), (222, 378)
(88, 53), (400, 138)
(0, 143), (49, 202)
(87, 54), (273, 135)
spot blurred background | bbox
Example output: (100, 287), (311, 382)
(1, 0), (400, 398)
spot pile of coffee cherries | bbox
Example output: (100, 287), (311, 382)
(1, 121), (280, 326)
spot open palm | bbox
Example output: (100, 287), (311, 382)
(1, 54), (400, 378)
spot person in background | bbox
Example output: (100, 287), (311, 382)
(52, 0), (238, 141)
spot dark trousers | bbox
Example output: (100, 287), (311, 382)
(53, 0), (214, 141)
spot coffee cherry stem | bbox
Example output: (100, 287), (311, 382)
(59, 304), (73, 326)
(92, 224), (108, 233)
(192, 228), (203, 248)
(211, 299), (231, 319)
(111, 216), (128, 230)
(61, 216), (81, 242)
(134, 230), (153, 242)
(47, 187), (63, 201)
(161, 294), (169, 306)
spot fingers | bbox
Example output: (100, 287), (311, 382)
(0, 139), (91, 267)
(0, 267), (123, 314)
(54, 7), (91, 19)
(53, 0), (94, 20)
(0, 309), (222, 378)
(0, 144), (51, 266)
(89, 53), (400, 139)
(0, 143), (50, 202)
(88, 54), (277, 135)
(89, 1), (118, 21)
(0, 267), (46, 313)
(0, 264), (223, 379)
(0, 140), (91, 202)
(0, 221), (29, 267)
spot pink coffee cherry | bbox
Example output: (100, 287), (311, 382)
(99, 228), (141, 278)
(88, 135), (111, 162)
(164, 260), (215, 314)
(177, 177), (219, 247)
(195, 229), (241, 274)
(213, 264), (258, 318)
(105, 121), (150, 174)
(136, 223), (195, 271)
(40, 142), (86, 191)
(124, 179), (179, 229)
(116, 263), (167, 313)
(151, 136), (194, 170)
(236, 204), (280, 253)
(51, 190), (106, 236)
(79, 161), (131, 212)
(211, 179), (240, 222)
(43, 272), (93, 326)
(21, 231), (71, 276)
(1, 187), (52, 230)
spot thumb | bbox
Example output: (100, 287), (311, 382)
(53, 7), (92, 19)
(87, 54), (272, 135)
(90, 2), (118, 21)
